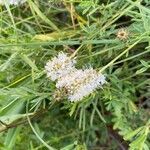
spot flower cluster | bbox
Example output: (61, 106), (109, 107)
(45, 52), (76, 81)
(45, 52), (106, 102)
(0, 0), (26, 5)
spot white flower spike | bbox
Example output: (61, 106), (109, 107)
(45, 52), (76, 81)
(67, 68), (105, 102)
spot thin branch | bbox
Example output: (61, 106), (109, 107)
(107, 126), (129, 150)
(0, 108), (47, 133)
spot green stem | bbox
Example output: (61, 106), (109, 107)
(99, 35), (145, 73)
(26, 100), (56, 150)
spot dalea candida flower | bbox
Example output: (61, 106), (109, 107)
(45, 52), (76, 81)
(56, 68), (105, 102)
(0, 0), (26, 5)
(45, 52), (106, 102)
(69, 68), (105, 102)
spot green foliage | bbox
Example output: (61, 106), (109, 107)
(0, 0), (150, 149)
